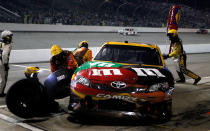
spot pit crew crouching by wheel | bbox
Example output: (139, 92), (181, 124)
(23, 66), (62, 113)
(24, 66), (40, 78)
(73, 40), (92, 66)
(163, 29), (201, 85)
(49, 45), (78, 112)
(50, 44), (78, 75)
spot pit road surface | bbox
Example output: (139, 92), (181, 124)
(12, 32), (210, 49)
(0, 32), (210, 131)
(1, 54), (210, 131)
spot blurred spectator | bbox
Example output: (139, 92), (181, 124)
(0, 0), (209, 28)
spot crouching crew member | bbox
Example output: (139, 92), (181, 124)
(74, 40), (92, 66)
(24, 66), (40, 78)
(50, 44), (78, 73)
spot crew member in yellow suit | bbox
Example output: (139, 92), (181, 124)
(163, 29), (201, 85)
(74, 40), (92, 66)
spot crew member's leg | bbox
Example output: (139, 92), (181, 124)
(0, 64), (6, 96)
(179, 54), (201, 85)
(174, 58), (185, 82)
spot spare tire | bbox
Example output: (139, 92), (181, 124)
(6, 78), (44, 118)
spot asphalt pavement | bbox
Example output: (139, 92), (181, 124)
(12, 32), (210, 49)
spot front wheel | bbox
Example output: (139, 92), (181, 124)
(155, 101), (172, 123)
(139, 101), (172, 123)
(6, 79), (44, 118)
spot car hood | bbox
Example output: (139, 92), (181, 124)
(74, 61), (170, 85)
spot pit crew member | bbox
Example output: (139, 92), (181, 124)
(73, 40), (92, 66)
(0, 30), (13, 97)
(24, 66), (40, 78)
(50, 45), (78, 74)
(163, 29), (201, 85)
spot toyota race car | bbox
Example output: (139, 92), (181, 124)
(69, 41), (174, 123)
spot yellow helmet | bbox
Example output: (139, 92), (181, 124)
(51, 45), (62, 56)
(167, 29), (178, 37)
(24, 66), (40, 78)
(78, 40), (88, 48)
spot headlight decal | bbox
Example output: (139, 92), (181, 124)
(75, 75), (90, 87)
(148, 82), (169, 92)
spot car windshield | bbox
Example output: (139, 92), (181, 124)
(94, 45), (162, 66)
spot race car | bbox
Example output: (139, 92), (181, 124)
(118, 28), (138, 36)
(69, 41), (174, 123)
(196, 28), (208, 34)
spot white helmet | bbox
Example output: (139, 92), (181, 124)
(1, 30), (13, 39)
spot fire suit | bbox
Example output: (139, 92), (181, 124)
(167, 37), (200, 84)
(0, 41), (12, 95)
(50, 50), (78, 73)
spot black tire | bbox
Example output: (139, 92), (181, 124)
(155, 101), (172, 123)
(139, 101), (172, 123)
(6, 78), (44, 118)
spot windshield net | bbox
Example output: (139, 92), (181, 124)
(94, 45), (162, 65)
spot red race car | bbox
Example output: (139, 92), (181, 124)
(69, 41), (174, 123)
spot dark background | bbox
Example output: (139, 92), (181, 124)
(0, 0), (210, 28)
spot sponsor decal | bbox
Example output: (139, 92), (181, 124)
(132, 68), (165, 77)
(92, 69), (122, 76)
(57, 75), (65, 81)
(75, 61), (122, 74)
(90, 61), (116, 67)
(175, 10), (181, 24)
(111, 81), (126, 89)
(90, 68), (165, 77)
(96, 93), (137, 101)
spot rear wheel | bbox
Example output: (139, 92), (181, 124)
(6, 79), (44, 118)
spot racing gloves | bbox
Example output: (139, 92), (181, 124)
(162, 54), (169, 59)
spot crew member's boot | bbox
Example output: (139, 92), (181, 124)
(193, 77), (201, 85)
(176, 71), (185, 83)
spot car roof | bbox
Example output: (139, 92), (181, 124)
(104, 41), (158, 49)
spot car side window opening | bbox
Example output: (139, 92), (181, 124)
(94, 45), (162, 66)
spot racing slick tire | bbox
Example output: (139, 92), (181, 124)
(139, 101), (172, 123)
(6, 78), (44, 118)
(153, 101), (172, 123)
